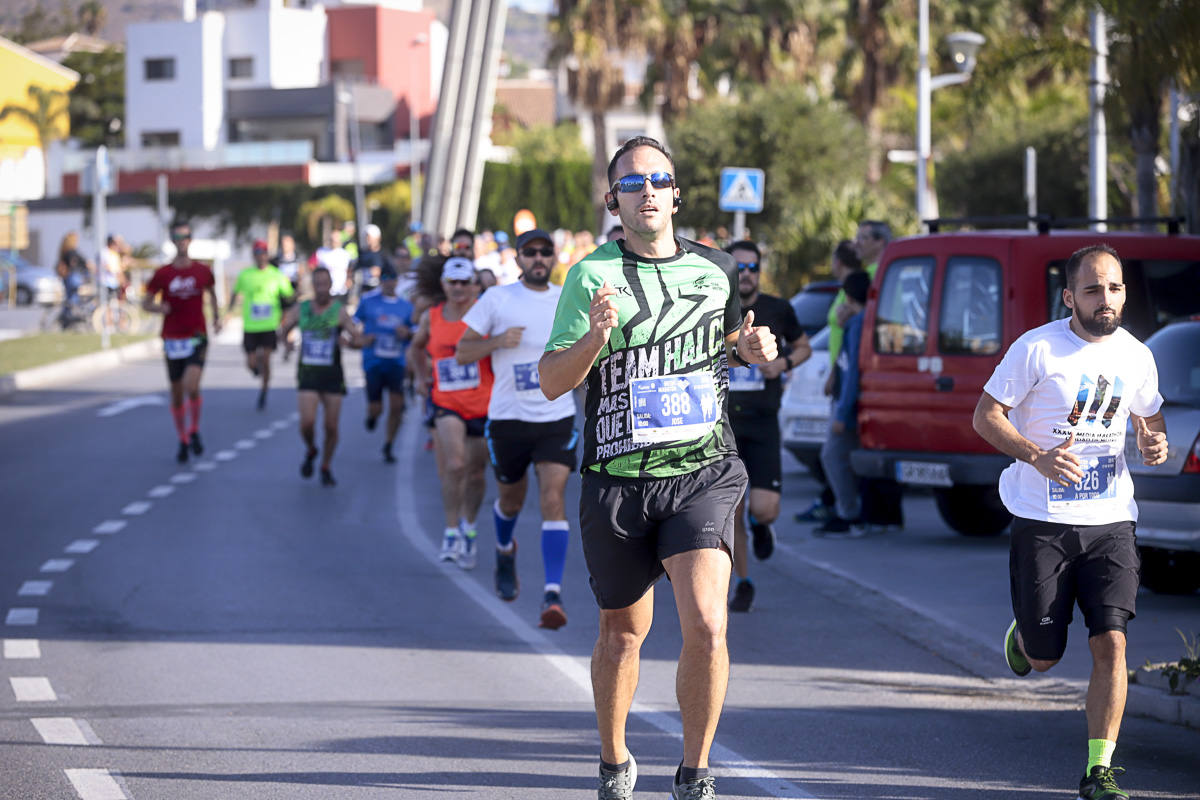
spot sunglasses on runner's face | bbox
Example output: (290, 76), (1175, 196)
(446, 279), (472, 286)
(611, 171), (674, 194)
(737, 262), (759, 272)
(171, 232), (191, 241)
(522, 246), (553, 258)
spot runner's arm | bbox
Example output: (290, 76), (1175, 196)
(785, 333), (812, 369)
(339, 306), (365, 348)
(409, 310), (433, 393)
(278, 304), (299, 339)
(456, 326), (521, 364)
(1131, 411), (1168, 466)
(973, 391), (1084, 485)
(207, 285), (223, 334)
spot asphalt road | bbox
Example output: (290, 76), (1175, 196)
(1, 335), (1197, 799)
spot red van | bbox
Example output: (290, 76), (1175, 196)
(849, 224), (1200, 538)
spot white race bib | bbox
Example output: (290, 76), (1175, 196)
(250, 303), (273, 321)
(374, 333), (401, 359)
(437, 357), (480, 392)
(513, 361), (541, 395)
(301, 333), (335, 366)
(163, 337), (197, 360)
(1048, 455), (1117, 505)
(629, 373), (719, 444)
(728, 364), (765, 392)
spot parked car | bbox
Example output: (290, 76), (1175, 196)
(0, 255), (64, 306)
(779, 326), (831, 472)
(849, 224), (1200, 537)
(1123, 318), (1200, 594)
(789, 280), (841, 337)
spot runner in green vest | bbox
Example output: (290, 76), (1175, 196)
(228, 239), (294, 409)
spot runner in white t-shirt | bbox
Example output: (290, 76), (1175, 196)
(314, 231), (353, 297)
(456, 228), (578, 629)
(972, 244), (1169, 800)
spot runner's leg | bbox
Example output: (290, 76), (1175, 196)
(461, 434), (488, 527)
(168, 380), (187, 443)
(433, 414), (469, 529)
(535, 461), (571, 590)
(748, 489), (781, 526)
(731, 496), (749, 581)
(320, 393), (342, 470)
(385, 390), (405, 444)
(593, 590), (655, 765)
(298, 391), (319, 454)
(182, 363), (203, 435)
(1086, 630), (1127, 741)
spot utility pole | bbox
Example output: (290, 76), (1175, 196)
(1088, 7), (1108, 231)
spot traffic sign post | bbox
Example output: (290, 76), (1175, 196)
(718, 167), (765, 240)
(93, 146), (111, 349)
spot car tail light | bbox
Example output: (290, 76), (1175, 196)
(1185, 433), (1200, 474)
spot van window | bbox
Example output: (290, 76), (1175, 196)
(939, 256), (1001, 355)
(874, 257), (934, 355)
(1047, 258), (1200, 341)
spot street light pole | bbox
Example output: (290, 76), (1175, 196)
(410, 33), (428, 230)
(916, 0), (932, 228)
(340, 85), (367, 244)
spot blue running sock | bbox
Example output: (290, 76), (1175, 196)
(541, 521), (569, 589)
(493, 500), (518, 549)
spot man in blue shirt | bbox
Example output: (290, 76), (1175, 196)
(355, 265), (414, 463)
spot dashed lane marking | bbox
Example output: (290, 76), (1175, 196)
(64, 768), (128, 799)
(254, 429), (273, 439)
(92, 521), (126, 535)
(271, 420), (289, 431)
(192, 461), (217, 471)
(121, 501), (151, 516)
(40, 560), (74, 573)
(18, 581), (52, 596)
(65, 540), (100, 555)
(214, 450), (237, 461)
(31, 717), (94, 746)
(169, 472), (197, 484)
(234, 439), (255, 450)
(147, 485), (175, 498)
(4, 639), (40, 658)
(11, 677), (56, 701)
(6, 608), (38, 625)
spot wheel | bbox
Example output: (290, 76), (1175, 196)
(1139, 547), (1200, 595)
(92, 303), (135, 334)
(16, 286), (31, 305)
(934, 485), (1012, 536)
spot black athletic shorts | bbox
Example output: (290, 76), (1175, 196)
(1009, 516), (1140, 661)
(243, 330), (277, 353)
(365, 361), (406, 403)
(297, 365), (346, 395)
(164, 336), (208, 383)
(580, 456), (748, 610)
(729, 410), (782, 491)
(485, 416), (578, 483)
(432, 405), (486, 438)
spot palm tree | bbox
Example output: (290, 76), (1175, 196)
(0, 84), (71, 192)
(77, 1), (107, 36)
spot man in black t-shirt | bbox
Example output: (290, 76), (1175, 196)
(726, 241), (811, 612)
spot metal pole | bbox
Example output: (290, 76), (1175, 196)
(916, 0), (932, 230)
(424, 0), (472, 239)
(459, 0), (508, 231)
(409, 35), (428, 230)
(1169, 83), (1180, 215)
(438, 0), (490, 237)
(1025, 147), (1037, 231)
(732, 211), (746, 241)
(347, 86), (367, 241)
(93, 147), (109, 349)
(1088, 7), (1108, 231)
(156, 173), (170, 261)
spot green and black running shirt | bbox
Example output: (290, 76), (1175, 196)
(546, 237), (742, 479)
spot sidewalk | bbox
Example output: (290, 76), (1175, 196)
(0, 337), (163, 397)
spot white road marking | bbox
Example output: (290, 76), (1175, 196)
(65, 540), (100, 554)
(11, 676), (56, 701)
(395, 420), (816, 799)
(18, 581), (52, 596)
(254, 429), (273, 439)
(147, 485), (175, 498)
(170, 472), (197, 484)
(31, 717), (93, 745)
(4, 639), (41, 658)
(289, 411), (299, 420)
(96, 394), (164, 417)
(40, 559), (75, 573)
(92, 520), (126, 535)
(215, 450), (237, 461)
(272, 419), (290, 430)
(6, 608), (38, 625)
(235, 439), (255, 450)
(64, 768), (127, 799)
(192, 461), (217, 471)
(122, 501), (151, 515)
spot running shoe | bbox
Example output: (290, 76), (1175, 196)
(751, 521), (775, 560)
(1078, 765), (1129, 799)
(365, 415), (378, 431)
(320, 467), (336, 487)
(728, 579), (754, 613)
(1004, 619), (1031, 677)
(671, 775), (717, 799)
(382, 441), (396, 464)
(300, 448), (318, 478)
(598, 753), (636, 800)
(813, 517), (864, 538)
(539, 590), (567, 630)
(794, 499), (832, 523)
(495, 544), (518, 601)
(176, 441), (190, 464)
(458, 534), (477, 570)
(438, 533), (460, 563)
(189, 431), (204, 456)
(256, 389), (266, 411)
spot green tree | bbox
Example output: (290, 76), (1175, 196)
(0, 84), (70, 187)
(63, 47), (124, 148)
(76, 0), (105, 35)
(366, 181), (412, 249)
(498, 122), (589, 163)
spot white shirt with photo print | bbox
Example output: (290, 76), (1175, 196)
(983, 318), (1162, 525)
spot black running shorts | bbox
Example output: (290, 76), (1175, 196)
(580, 456), (748, 610)
(365, 361), (406, 403)
(242, 330), (277, 353)
(433, 404), (486, 438)
(729, 410), (782, 492)
(164, 337), (208, 384)
(298, 365), (346, 395)
(1009, 516), (1140, 661)
(485, 416), (578, 484)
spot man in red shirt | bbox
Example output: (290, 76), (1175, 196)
(142, 220), (222, 463)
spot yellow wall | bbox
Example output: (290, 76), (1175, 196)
(0, 39), (78, 160)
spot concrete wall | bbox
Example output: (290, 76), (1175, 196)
(126, 16), (214, 149)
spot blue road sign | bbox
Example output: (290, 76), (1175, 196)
(719, 167), (765, 213)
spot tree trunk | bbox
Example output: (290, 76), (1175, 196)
(591, 108), (610, 234)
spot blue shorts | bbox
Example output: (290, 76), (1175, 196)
(365, 361), (405, 403)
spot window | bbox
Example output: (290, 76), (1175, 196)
(874, 257), (934, 355)
(939, 256), (1002, 355)
(144, 58), (175, 81)
(228, 57), (253, 79)
(141, 131), (180, 147)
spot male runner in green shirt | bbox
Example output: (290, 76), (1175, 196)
(228, 239), (294, 409)
(540, 136), (777, 800)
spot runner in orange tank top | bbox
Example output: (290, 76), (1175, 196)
(410, 257), (493, 569)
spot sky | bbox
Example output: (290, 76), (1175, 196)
(508, 0), (554, 12)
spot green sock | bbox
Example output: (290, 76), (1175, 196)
(1087, 738), (1116, 773)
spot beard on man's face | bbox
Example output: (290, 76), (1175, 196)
(523, 266), (550, 286)
(1076, 305), (1122, 336)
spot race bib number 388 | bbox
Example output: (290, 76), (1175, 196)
(629, 373), (719, 444)
(1048, 454), (1117, 504)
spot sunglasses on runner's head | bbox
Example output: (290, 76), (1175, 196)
(521, 246), (553, 258)
(737, 262), (759, 272)
(611, 171), (674, 194)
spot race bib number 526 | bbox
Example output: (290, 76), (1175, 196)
(1049, 455), (1117, 504)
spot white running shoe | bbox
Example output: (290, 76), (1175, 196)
(458, 535), (477, 570)
(438, 532), (460, 562)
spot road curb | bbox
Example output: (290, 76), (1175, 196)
(1127, 671), (1200, 730)
(0, 338), (163, 397)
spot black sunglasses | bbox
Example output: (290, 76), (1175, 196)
(611, 171), (674, 194)
(446, 279), (472, 286)
(171, 232), (192, 241)
(522, 246), (554, 258)
(737, 262), (759, 272)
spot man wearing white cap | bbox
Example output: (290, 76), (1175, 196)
(354, 223), (395, 297)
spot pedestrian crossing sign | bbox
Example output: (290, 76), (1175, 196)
(719, 167), (765, 213)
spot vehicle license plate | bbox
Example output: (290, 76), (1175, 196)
(787, 418), (826, 439)
(895, 460), (952, 487)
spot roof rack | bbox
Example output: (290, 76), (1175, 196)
(924, 215), (1184, 235)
